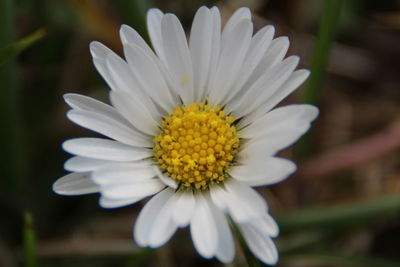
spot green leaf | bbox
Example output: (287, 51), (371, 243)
(0, 28), (46, 67)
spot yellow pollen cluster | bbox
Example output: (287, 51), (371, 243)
(153, 103), (239, 190)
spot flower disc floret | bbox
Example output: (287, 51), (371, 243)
(154, 103), (239, 190)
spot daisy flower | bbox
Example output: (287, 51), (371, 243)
(53, 6), (318, 265)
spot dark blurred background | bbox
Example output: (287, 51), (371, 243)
(1, 0), (400, 266)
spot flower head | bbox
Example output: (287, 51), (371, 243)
(53, 6), (318, 265)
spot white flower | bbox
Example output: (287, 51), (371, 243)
(53, 6), (318, 265)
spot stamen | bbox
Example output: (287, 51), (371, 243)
(153, 103), (239, 190)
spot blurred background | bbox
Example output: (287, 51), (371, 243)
(1, 0), (400, 266)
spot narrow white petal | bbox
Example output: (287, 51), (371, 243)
(224, 180), (268, 222)
(211, 204), (235, 263)
(62, 138), (151, 161)
(211, 180), (268, 223)
(240, 104), (318, 138)
(209, 19), (253, 105)
(100, 178), (165, 199)
(147, 8), (166, 61)
(53, 172), (99, 195)
(124, 42), (177, 113)
(209, 184), (230, 210)
(249, 214), (280, 238)
(134, 188), (174, 247)
(240, 105), (319, 155)
(64, 156), (111, 172)
(172, 191), (196, 227)
(67, 110), (151, 147)
(161, 14), (194, 104)
(231, 157), (296, 187)
(190, 194), (218, 259)
(221, 7), (251, 46)
(99, 195), (143, 209)
(89, 42), (119, 91)
(239, 223), (278, 265)
(223, 25), (275, 105)
(154, 167), (178, 189)
(120, 24), (155, 57)
(189, 6), (213, 102)
(244, 36), (290, 89)
(148, 194), (179, 247)
(92, 162), (155, 184)
(239, 69), (311, 128)
(204, 7), (221, 100)
(230, 56), (300, 118)
(110, 90), (159, 136)
(64, 93), (131, 127)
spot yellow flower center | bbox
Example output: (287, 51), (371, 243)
(153, 103), (239, 190)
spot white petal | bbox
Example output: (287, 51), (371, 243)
(64, 156), (111, 172)
(134, 188), (175, 247)
(249, 214), (279, 238)
(224, 180), (268, 222)
(230, 56), (300, 118)
(62, 138), (151, 161)
(189, 6), (213, 102)
(208, 19), (253, 105)
(210, 180), (268, 223)
(231, 157), (296, 186)
(99, 195), (143, 209)
(110, 90), (159, 136)
(204, 7), (221, 100)
(172, 191), (195, 227)
(147, 193), (179, 248)
(222, 25), (275, 105)
(64, 93), (131, 127)
(244, 36), (290, 89)
(161, 14), (194, 104)
(124, 42), (177, 113)
(120, 24), (155, 57)
(240, 105), (319, 156)
(240, 104), (318, 138)
(221, 7), (251, 46)
(100, 178), (165, 200)
(67, 109), (151, 147)
(239, 223), (278, 265)
(89, 41), (119, 91)
(92, 162), (156, 185)
(90, 43), (163, 121)
(147, 8), (166, 62)
(53, 172), (99, 195)
(154, 167), (178, 189)
(190, 194), (218, 259)
(237, 70), (310, 129)
(211, 204), (235, 263)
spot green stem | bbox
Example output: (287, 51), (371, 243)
(23, 212), (37, 267)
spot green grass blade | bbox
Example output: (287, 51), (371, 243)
(277, 194), (400, 233)
(0, 28), (46, 67)
(302, 0), (342, 104)
(24, 212), (38, 267)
